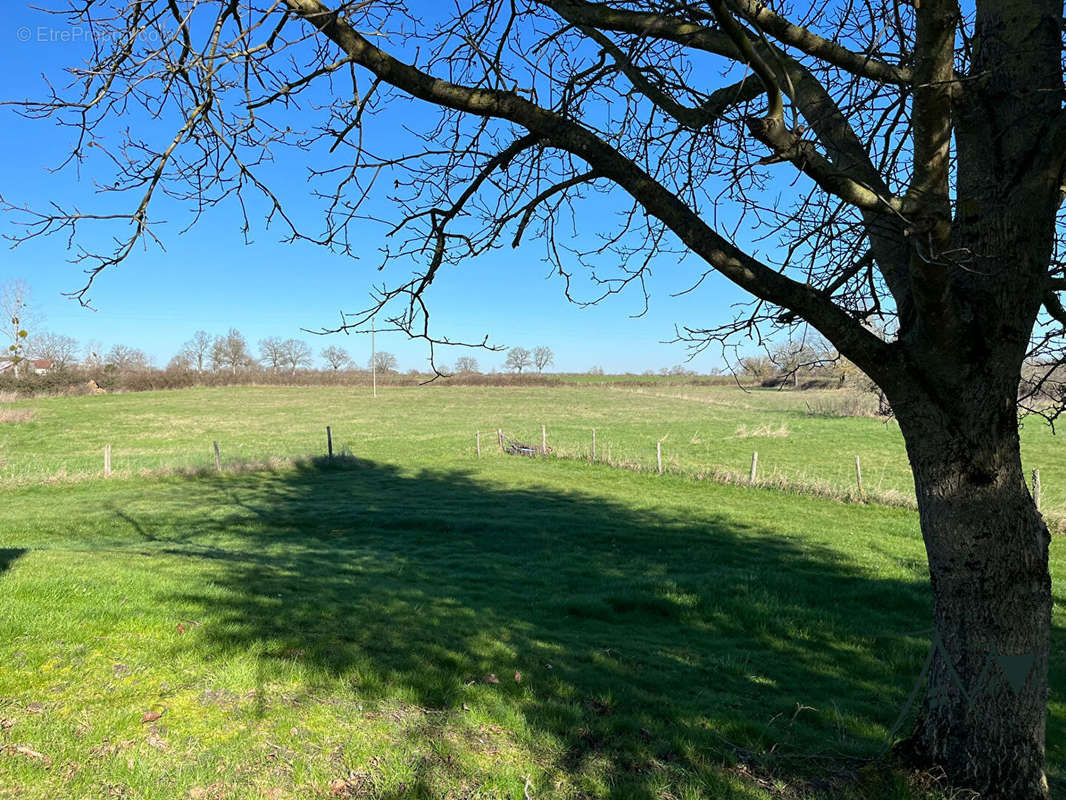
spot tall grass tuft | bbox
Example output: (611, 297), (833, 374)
(803, 392), (881, 418)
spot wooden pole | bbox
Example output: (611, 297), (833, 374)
(213, 441), (221, 472)
(497, 429), (503, 452)
(104, 444), (111, 477)
(657, 441), (663, 475)
(1033, 468), (1041, 511)
(327, 426), (333, 459)
(592, 429), (596, 462)
(855, 455), (864, 496)
(542, 424), (547, 454)
(749, 451), (758, 483)
(476, 431), (481, 458)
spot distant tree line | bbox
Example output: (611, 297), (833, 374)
(11, 319), (866, 391)
(170, 329), (355, 375)
(503, 346), (553, 373)
(5, 280), (864, 393)
(5, 321), (367, 377)
(4, 279), (751, 392)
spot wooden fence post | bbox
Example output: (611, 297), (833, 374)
(749, 451), (758, 483)
(592, 429), (596, 462)
(476, 431), (481, 458)
(1033, 468), (1041, 511)
(542, 424), (547, 454)
(657, 441), (663, 475)
(855, 455), (864, 496)
(213, 441), (221, 472)
(104, 444), (111, 477)
(497, 429), (503, 452)
(326, 426), (333, 459)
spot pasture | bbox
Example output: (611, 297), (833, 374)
(3, 382), (1066, 512)
(0, 384), (1064, 799)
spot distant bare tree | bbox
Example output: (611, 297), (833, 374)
(178, 330), (213, 373)
(167, 352), (193, 371)
(320, 345), (352, 370)
(83, 339), (104, 369)
(504, 347), (532, 373)
(739, 355), (774, 384)
(281, 339), (313, 375)
(105, 344), (151, 372)
(370, 351), (398, 373)
(258, 336), (286, 373)
(769, 340), (824, 386)
(211, 329), (252, 374)
(29, 332), (79, 368)
(533, 346), (554, 373)
(454, 356), (479, 374)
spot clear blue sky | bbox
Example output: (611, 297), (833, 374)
(0, 2), (763, 373)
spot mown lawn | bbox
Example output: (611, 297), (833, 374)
(1, 451), (1064, 798)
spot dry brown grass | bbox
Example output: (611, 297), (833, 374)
(607, 386), (735, 407)
(733, 423), (790, 438)
(0, 408), (35, 423)
(803, 392), (882, 417)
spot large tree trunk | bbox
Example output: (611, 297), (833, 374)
(893, 387), (1053, 799)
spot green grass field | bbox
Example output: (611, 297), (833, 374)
(3, 383), (1066, 510)
(0, 384), (1064, 799)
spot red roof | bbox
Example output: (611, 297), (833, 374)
(0, 358), (53, 370)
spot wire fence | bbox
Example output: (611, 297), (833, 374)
(5, 418), (1060, 530)
(482, 426), (915, 510)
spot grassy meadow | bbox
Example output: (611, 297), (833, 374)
(3, 382), (1066, 510)
(0, 383), (1064, 799)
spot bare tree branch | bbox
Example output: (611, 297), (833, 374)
(284, 0), (900, 380)
(726, 0), (913, 85)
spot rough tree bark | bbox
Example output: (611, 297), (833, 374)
(890, 385), (1052, 798)
(879, 171), (1061, 800)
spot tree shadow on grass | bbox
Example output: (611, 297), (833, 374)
(0, 548), (26, 574)
(113, 457), (1063, 797)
